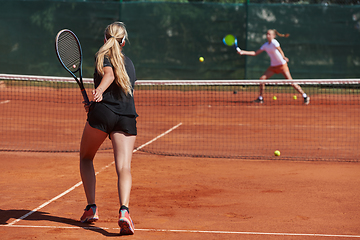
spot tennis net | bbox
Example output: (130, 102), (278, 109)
(1, 74), (359, 161)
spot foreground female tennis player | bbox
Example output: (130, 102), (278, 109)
(79, 22), (137, 235)
(239, 29), (310, 105)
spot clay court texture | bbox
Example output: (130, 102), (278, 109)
(1, 79), (360, 238)
(0, 152), (359, 239)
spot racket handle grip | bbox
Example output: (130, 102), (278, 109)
(81, 89), (90, 105)
(236, 47), (241, 53)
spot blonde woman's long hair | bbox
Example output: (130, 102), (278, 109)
(95, 22), (132, 96)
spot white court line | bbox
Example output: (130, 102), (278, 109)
(2, 225), (360, 238)
(133, 122), (182, 151)
(6, 122), (183, 226)
(0, 100), (10, 104)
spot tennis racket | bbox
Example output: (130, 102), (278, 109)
(55, 29), (90, 105)
(223, 34), (241, 53)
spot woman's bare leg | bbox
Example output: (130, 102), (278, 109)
(282, 70), (305, 95)
(110, 131), (136, 208)
(80, 122), (108, 205)
(257, 70), (275, 100)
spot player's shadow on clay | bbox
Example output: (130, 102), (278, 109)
(0, 209), (120, 237)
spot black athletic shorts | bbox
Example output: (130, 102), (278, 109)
(87, 102), (137, 136)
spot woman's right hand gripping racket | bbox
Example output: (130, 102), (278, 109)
(223, 34), (241, 53)
(55, 29), (90, 105)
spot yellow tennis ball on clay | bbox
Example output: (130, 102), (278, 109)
(293, 95), (297, 100)
(273, 96), (277, 100)
(199, 57), (204, 62)
(274, 150), (281, 156)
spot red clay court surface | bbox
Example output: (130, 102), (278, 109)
(0, 151), (359, 239)
(1, 84), (360, 239)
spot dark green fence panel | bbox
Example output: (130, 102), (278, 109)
(0, 0), (359, 79)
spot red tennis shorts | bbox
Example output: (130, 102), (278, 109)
(267, 63), (290, 74)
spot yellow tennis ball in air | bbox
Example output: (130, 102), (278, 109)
(274, 150), (281, 156)
(293, 95), (297, 100)
(273, 96), (277, 100)
(199, 57), (204, 62)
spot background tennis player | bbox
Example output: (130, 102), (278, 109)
(239, 29), (310, 105)
(79, 22), (137, 235)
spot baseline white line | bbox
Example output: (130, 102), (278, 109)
(0, 100), (10, 104)
(2, 225), (360, 238)
(7, 182), (83, 226)
(136, 229), (360, 238)
(7, 122), (183, 226)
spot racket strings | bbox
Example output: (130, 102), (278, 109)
(57, 32), (81, 73)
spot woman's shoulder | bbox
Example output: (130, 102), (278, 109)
(124, 55), (136, 81)
(260, 41), (269, 49)
(124, 55), (134, 65)
(271, 39), (280, 46)
(124, 55), (136, 71)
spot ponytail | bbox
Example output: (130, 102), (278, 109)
(273, 29), (290, 38)
(95, 22), (132, 96)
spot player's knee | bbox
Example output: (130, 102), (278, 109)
(260, 75), (267, 80)
(80, 152), (95, 162)
(116, 165), (131, 176)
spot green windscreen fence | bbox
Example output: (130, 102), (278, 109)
(1, 0), (360, 80)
